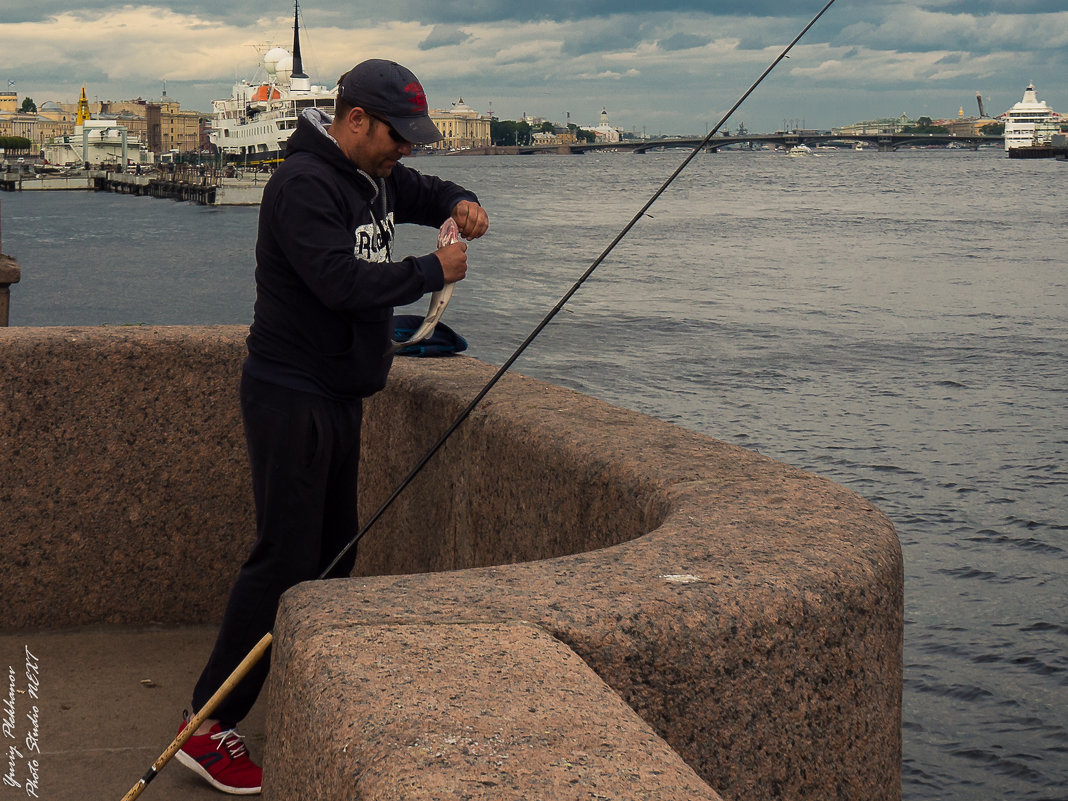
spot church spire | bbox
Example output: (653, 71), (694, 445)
(75, 85), (91, 126)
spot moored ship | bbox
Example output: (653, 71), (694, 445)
(1002, 83), (1063, 157)
(209, 2), (337, 165)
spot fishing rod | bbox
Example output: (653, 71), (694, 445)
(120, 2), (834, 797)
(319, 0), (837, 577)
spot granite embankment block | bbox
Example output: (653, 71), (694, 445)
(0, 325), (252, 627)
(1, 326), (903, 801)
(277, 351), (903, 801)
(0, 251), (19, 326)
(266, 621), (724, 800)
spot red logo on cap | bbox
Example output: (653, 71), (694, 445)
(404, 82), (428, 112)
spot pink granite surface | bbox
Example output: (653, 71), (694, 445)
(0, 253), (19, 327)
(275, 354), (903, 801)
(265, 621), (725, 800)
(1, 327), (902, 800)
(0, 253), (18, 284)
(0, 326), (253, 627)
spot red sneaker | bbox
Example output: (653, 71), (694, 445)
(175, 713), (262, 795)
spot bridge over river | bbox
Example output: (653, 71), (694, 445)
(490, 132), (1000, 155)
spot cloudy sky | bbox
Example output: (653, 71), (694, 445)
(2, 0), (1065, 135)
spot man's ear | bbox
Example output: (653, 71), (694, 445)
(348, 107), (369, 132)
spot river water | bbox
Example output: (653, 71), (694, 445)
(3, 148), (1065, 800)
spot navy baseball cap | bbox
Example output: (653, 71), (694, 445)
(338, 59), (442, 145)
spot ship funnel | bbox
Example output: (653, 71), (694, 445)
(290, 0), (311, 92)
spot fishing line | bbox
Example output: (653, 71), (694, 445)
(319, 0), (837, 578)
(120, 2), (835, 797)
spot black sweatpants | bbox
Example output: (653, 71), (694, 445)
(192, 371), (363, 726)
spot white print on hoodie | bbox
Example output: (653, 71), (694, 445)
(353, 214), (395, 263)
(302, 106), (395, 265)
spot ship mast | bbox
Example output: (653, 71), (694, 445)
(289, 0), (311, 92)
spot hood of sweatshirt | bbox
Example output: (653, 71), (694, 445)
(286, 107), (380, 200)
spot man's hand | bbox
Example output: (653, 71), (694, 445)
(435, 241), (468, 284)
(451, 200), (489, 240)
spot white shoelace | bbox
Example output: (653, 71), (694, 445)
(210, 728), (249, 759)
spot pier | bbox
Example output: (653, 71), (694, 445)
(494, 131), (999, 154)
(0, 165), (266, 205)
(94, 167), (267, 205)
(0, 129), (1014, 207)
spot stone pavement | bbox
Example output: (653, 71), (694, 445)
(0, 626), (266, 801)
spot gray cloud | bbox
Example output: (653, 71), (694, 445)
(419, 25), (473, 50)
(2, 0), (1065, 133)
(362, 0), (794, 26)
(0, 0), (813, 26)
(658, 32), (711, 51)
(560, 18), (658, 57)
(841, 5), (1068, 54)
(8, 0), (1062, 28)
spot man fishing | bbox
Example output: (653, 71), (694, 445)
(176, 58), (489, 794)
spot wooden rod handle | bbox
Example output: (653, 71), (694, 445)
(119, 632), (274, 801)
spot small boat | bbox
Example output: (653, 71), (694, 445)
(786, 144), (813, 157)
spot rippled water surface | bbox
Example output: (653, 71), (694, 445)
(4, 148), (1066, 799)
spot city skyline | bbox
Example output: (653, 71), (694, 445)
(2, 1), (1065, 136)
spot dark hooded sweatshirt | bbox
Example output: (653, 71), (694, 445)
(245, 108), (478, 400)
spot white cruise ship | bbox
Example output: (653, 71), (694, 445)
(209, 2), (336, 164)
(1002, 83), (1062, 154)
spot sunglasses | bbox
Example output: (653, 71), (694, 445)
(366, 112), (409, 145)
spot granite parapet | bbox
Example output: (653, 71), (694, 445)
(0, 326), (252, 628)
(0, 326), (903, 800)
(266, 621), (725, 800)
(279, 356), (903, 801)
